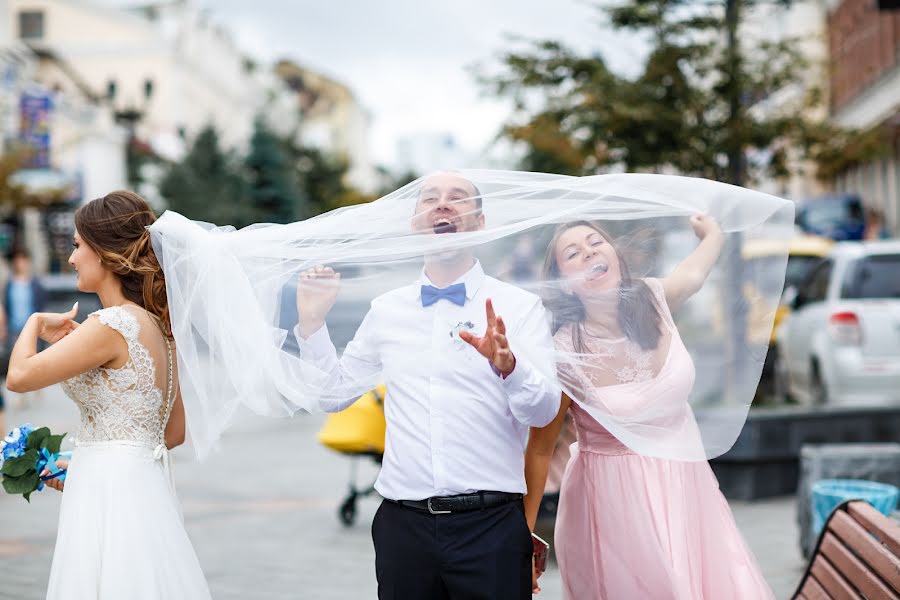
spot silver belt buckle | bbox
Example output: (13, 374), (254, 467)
(427, 498), (452, 515)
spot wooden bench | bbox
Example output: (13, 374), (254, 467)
(792, 500), (900, 599)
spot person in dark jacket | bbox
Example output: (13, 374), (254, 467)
(3, 248), (47, 407)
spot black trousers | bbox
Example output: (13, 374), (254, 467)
(372, 498), (533, 600)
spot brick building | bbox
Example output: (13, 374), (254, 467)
(829, 0), (900, 234)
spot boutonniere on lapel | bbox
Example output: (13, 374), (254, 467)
(450, 321), (477, 355)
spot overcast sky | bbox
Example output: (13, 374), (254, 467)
(198, 0), (648, 167)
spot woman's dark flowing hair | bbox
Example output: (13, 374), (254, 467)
(542, 221), (662, 353)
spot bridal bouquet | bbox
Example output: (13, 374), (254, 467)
(0, 423), (70, 502)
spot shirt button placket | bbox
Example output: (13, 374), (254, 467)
(429, 302), (445, 494)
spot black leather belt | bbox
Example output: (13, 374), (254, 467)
(388, 491), (523, 514)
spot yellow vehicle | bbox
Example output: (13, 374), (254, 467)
(318, 385), (386, 455)
(318, 385), (387, 525)
(743, 235), (834, 344)
(743, 235), (833, 399)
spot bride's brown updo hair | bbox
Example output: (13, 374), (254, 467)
(74, 190), (171, 337)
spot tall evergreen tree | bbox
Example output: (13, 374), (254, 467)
(245, 119), (303, 223)
(283, 141), (373, 215)
(159, 125), (252, 227)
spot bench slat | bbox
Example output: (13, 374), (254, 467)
(847, 502), (900, 557)
(829, 510), (900, 594)
(821, 533), (900, 600)
(801, 575), (831, 599)
(811, 555), (862, 600)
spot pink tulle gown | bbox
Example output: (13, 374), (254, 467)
(553, 279), (774, 600)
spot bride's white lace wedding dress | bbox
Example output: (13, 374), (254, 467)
(46, 305), (210, 599)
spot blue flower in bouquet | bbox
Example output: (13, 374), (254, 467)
(1, 423), (34, 462)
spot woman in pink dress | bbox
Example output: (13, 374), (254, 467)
(524, 218), (774, 599)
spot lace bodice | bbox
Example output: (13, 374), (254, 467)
(61, 306), (169, 448)
(574, 335), (658, 385)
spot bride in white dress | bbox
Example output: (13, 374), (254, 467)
(6, 191), (210, 599)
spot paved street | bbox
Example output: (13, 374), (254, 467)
(0, 386), (804, 599)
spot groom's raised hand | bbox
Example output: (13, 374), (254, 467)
(459, 298), (516, 377)
(296, 265), (341, 338)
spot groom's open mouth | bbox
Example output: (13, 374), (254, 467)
(432, 218), (458, 234)
(586, 262), (609, 281)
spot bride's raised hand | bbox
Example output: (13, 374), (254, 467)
(36, 303), (80, 344)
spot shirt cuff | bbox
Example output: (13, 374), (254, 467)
(489, 354), (517, 379)
(294, 322), (331, 352)
(499, 356), (528, 391)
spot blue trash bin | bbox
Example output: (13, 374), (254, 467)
(811, 479), (900, 536)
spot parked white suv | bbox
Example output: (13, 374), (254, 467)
(773, 241), (900, 406)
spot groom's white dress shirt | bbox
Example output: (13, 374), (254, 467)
(295, 260), (561, 501)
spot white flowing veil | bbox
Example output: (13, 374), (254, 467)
(149, 170), (793, 461)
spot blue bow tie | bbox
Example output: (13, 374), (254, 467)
(421, 283), (467, 307)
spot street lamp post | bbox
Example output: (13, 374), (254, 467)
(106, 77), (154, 187)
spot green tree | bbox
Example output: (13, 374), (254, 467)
(0, 146), (31, 210)
(283, 141), (374, 215)
(0, 145), (67, 210)
(159, 125), (252, 227)
(125, 137), (160, 190)
(376, 166), (419, 198)
(245, 119), (303, 223)
(481, 0), (884, 186)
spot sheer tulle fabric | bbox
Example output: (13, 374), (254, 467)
(149, 170), (793, 461)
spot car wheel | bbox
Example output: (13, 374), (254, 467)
(809, 360), (829, 406)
